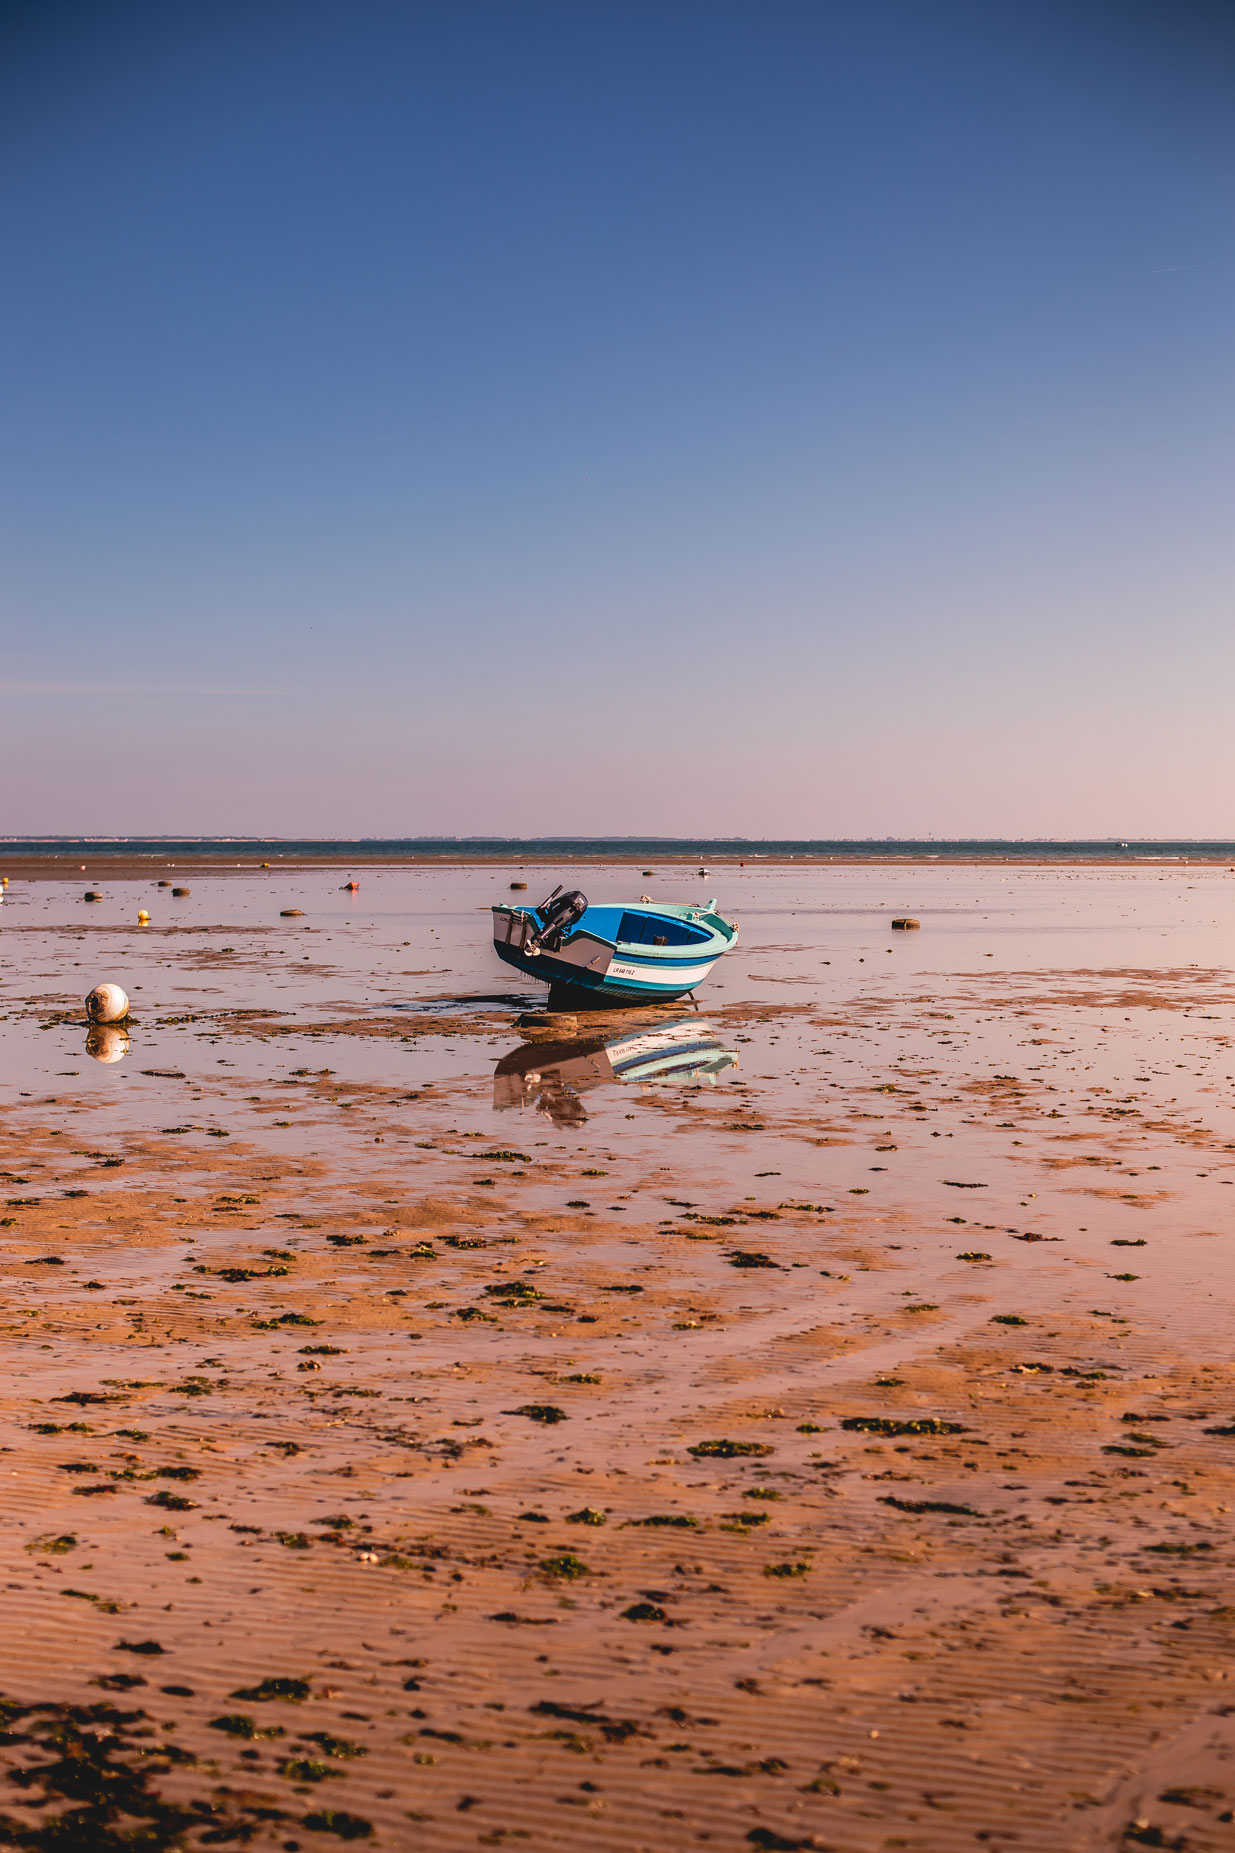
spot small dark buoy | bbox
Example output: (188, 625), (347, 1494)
(172, 887), (190, 897)
(281, 908), (304, 917)
(83, 890), (102, 902)
(891, 917), (920, 930)
(510, 881), (528, 890)
(642, 869), (654, 876)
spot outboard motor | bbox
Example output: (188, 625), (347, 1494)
(525, 886), (588, 955)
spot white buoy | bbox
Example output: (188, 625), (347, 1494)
(86, 1024), (129, 1063)
(86, 982), (129, 1023)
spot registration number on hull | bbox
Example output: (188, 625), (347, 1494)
(606, 960), (713, 987)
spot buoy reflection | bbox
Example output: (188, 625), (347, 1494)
(86, 1025), (130, 1064)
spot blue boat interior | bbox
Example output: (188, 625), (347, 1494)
(535, 904), (714, 949)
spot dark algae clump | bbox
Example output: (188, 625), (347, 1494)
(879, 1497), (982, 1516)
(228, 1676), (312, 1702)
(538, 1553), (590, 1579)
(207, 1712), (283, 1739)
(688, 1439), (775, 1458)
(841, 1417), (969, 1437)
(0, 1693), (288, 1850)
(299, 1810), (373, 1840)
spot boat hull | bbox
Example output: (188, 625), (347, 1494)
(493, 938), (719, 1005)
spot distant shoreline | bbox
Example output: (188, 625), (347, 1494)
(1, 848), (1233, 881)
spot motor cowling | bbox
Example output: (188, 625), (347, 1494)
(528, 888), (588, 954)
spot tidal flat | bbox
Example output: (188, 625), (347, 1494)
(1, 861), (1234, 1851)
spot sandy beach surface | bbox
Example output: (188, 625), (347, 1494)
(2, 862), (1234, 1852)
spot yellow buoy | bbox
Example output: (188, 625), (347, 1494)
(137, 910), (150, 925)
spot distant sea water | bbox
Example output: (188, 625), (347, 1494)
(4, 837), (1235, 863)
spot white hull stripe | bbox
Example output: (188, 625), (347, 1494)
(495, 942), (722, 992)
(603, 959), (716, 988)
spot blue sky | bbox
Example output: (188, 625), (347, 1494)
(2, 1), (1233, 836)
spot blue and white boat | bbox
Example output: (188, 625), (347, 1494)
(491, 886), (738, 1007)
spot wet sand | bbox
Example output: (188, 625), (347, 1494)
(4, 850), (1234, 883)
(2, 863), (1235, 1851)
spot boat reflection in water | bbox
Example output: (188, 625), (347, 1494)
(493, 1018), (738, 1125)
